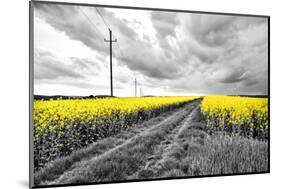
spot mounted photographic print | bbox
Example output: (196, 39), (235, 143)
(29, 1), (270, 188)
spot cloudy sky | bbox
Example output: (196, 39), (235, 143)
(33, 2), (268, 97)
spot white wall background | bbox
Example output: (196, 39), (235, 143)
(0, 0), (279, 188)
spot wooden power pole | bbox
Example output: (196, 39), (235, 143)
(104, 29), (117, 96)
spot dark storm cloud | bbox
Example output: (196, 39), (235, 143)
(150, 11), (179, 58)
(214, 67), (246, 83)
(181, 14), (267, 94)
(187, 14), (236, 47)
(34, 4), (182, 81)
(122, 52), (181, 80)
(117, 43), (181, 80)
(98, 8), (138, 39)
(121, 13), (267, 96)
(188, 44), (221, 64)
(97, 10), (182, 79)
(243, 78), (258, 87)
(35, 3), (268, 95)
(34, 3), (107, 53)
(151, 12), (178, 38)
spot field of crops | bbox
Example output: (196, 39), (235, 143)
(201, 96), (268, 139)
(33, 96), (198, 169)
(33, 95), (269, 184)
(33, 95), (269, 171)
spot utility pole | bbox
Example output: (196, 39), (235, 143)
(135, 78), (137, 97)
(104, 29), (117, 97)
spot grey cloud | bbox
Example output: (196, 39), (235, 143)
(35, 4), (182, 81)
(151, 11), (178, 38)
(243, 78), (258, 87)
(97, 8), (138, 39)
(71, 57), (91, 69)
(150, 11), (179, 58)
(120, 12), (267, 92)
(188, 44), (221, 64)
(70, 57), (101, 74)
(186, 14), (268, 49)
(175, 14), (268, 94)
(34, 49), (109, 90)
(120, 43), (182, 80)
(34, 3), (268, 95)
(217, 67), (246, 83)
(34, 49), (102, 82)
(34, 3), (107, 53)
(187, 14), (236, 47)
(34, 49), (84, 80)
(115, 18), (138, 39)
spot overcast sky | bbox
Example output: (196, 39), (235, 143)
(33, 3), (268, 97)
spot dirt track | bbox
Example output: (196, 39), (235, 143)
(37, 99), (201, 185)
(36, 97), (268, 186)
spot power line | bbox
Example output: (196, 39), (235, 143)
(79, 6), (127, 60)
(77, 6), (105, 39)
(95, 7), (111, 30)
(78, 6), (118, 96)
(79, 6), (125, 61)
(78, 6), (125, 60)
(94, 7), (127, 62)
(78, 6), (132, 97)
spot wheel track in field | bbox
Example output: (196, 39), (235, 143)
(35, 106), (176, 185)
(39, 99), (202, 186)
(130, 105), (201, 179)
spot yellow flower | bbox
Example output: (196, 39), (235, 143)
(201, 96), (268, 133)
(34, 96), (198, 139)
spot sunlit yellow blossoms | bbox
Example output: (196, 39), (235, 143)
(33, 96), (199, 169)
(200, 96), (268, 139)
(34, 96), (198, 140)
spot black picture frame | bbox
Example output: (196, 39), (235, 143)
(29, 1), (270, 188)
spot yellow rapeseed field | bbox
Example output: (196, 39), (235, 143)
(200, 96), (268, 138)
(33, 96), (199, 168)
(34, 96), (198, 139)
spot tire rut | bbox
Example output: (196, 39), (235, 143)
(43, 99), (202, 185)
(129, 102), (200, 179)
(35, 107), (181, 185)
